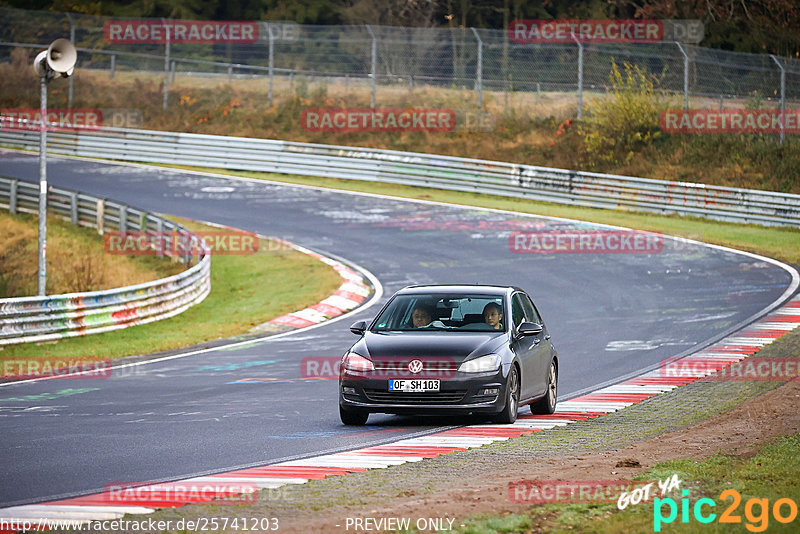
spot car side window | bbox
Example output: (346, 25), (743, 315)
(511, 294), (526, 329)
(522, 294), (541, 324)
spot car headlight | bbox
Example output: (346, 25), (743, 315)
(458, 353), (501, 373)
(342, 351), (374, 373)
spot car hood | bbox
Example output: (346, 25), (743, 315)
(353, 331), (506, 362)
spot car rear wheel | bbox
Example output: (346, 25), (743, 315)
(493, 365), (519, 424)
(531, 360), (557, 414)
(340, 405), (369, 425)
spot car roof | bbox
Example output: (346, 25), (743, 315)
(395, 284), (520, 296)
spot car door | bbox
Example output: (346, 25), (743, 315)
(520, 292), (551, 398)
(510, 292), (539, 400)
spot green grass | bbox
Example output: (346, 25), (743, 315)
(0, 217), (343, 360)
(155, 165), (800, 265)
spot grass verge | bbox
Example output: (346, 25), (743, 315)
(467, 432), (800, 533)
(0, 216), (343, 360)
(154, 165), (800, 266)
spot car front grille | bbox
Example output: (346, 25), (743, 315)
(363, 389), (467, 404)
(371, 359), (459, 377)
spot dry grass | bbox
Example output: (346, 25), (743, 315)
(0, 211), (183, 297)
(1, 47), (797, 193)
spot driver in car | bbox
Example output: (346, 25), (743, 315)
(411, 305), (434, 328)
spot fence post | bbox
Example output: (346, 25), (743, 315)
(119, 204), (128, 235)
(96, 199), (105, 235)
(65, 12), (75, 109)
(268, 23), (274, 107)
(576, 40), (584, 119)
(70, 192), (78, 225)
(9, 180), (17, 215)
(365, 25), (376, 108)
(110, 54), (116, 79)
(771, 55), (786, 145)
(471, 27), (483, 109)
(163, 19), (170, 111)
(676, 42), (689, 109)
(156, 218), (164, 257)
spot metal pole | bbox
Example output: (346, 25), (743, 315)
(577, 41), (584, 119)
(38, 74), (48, 296)
(110, 54), (116, 79)
(268, 23), (274, 107)
(676, 42), (689, 109)
(771, 55), (786, 145)
(365, 25), (376, 108)
(471, 28), (483, 109)
(163, 19), (170, 111)
(66, 13), (75, 108)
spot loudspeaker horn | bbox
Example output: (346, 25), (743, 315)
(32, 50), (49, 77)
(46, 38), (77, 77)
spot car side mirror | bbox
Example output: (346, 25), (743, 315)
(518, 322), (543, 336)
(350, 320), (367, 335)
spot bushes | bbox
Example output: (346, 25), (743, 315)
(580, 61), (674, 169)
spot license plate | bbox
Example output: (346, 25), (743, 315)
(388, 379), (440, 392)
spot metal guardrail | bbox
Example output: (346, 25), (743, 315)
(0, 175), (211, 345)
(1, 125), (799, 227)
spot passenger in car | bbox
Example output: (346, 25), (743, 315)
(483, 302), (504, 330)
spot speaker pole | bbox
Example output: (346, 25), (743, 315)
(37, 70), (48, 296)
(33, 39), (76, 296)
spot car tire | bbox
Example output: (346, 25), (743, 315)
(340, 405), (369, 425)
(531, 360), (557, 414)
(493, 365), (520, 424)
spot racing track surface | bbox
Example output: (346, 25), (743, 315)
(0, 149), (796, 506)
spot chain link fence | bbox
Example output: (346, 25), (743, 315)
(1, 6), (798, 120)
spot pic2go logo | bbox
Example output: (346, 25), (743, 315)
(654, 489), (798, 532)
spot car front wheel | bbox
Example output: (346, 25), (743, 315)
(340, 405), (368, 425)
(531, 360), (557, 414)
(493, 365), (519, 424)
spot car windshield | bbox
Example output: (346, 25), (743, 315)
(372, 294), (506, 332)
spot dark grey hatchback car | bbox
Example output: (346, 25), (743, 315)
(339, 285), (558, 425)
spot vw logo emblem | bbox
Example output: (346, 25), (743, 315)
(408, 359), (424, 374)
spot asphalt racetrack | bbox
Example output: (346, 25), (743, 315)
(0, 149), (796, 506)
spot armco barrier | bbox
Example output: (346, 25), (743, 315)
(1, 124), (799, 227)
(0, 175), (211, 345)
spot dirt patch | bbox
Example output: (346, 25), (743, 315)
(275, 379), (800, 533)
